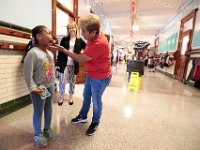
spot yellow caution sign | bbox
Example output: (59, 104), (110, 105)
(128, 72), (142, 93)
(123, 59), (126, 64)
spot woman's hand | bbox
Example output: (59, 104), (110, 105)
(49, 44), (65, 52)
(34, 88), (45, 94)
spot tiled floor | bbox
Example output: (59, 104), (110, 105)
(1, 64), (200, 150)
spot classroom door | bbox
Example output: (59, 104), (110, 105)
(174, 30), (191, 82)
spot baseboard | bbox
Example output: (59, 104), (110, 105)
(0, 95), (31, 118)
(184, 80), (194, 87)
(184, 80), (200, 92)
(155, 68), (175, 79)
(156, 68), (200, 92)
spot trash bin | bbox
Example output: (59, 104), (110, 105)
(127, 60), (144, 77)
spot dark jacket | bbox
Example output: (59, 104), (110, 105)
(57, 37), (86, 75)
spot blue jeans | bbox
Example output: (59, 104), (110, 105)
(30, 84), (54, 136)
(79, 76), (111, 123)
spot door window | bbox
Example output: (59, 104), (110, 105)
(181, 35), (189, 55)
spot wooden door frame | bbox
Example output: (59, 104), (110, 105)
(52, 0), (78, 36)
(175, 9), (198, 82)
(51, 0), (78, 66)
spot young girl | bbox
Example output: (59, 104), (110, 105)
(23, 25), (56, 147)
(57, 22), (85, 106)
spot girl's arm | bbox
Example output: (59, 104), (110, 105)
(23, 51), (44, 94)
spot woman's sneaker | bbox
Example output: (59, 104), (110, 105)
(43, 129), (56, 141)
(86, 122), (99, 136)
(34, 133), (48, 147)
(71, 115), (87, 124)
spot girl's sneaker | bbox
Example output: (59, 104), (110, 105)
(43, 129), (56, 141)
(34, 133), (48, 147)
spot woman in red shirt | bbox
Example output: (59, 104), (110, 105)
(51, 14), (111, 136)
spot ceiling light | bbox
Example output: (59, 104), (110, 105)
(154, 0), (176, 9)
(87, 0), (121, 6)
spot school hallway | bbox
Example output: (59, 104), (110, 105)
(0, 64), (200, 150)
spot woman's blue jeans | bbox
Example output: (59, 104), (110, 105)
(79, 76), (111, 123)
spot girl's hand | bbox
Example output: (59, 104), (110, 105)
(34, 88), (44, 94)
(55, 66), (60, 70)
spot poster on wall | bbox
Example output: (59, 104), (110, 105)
(192, 8), (200, 50)
(158, 33), (178, 53)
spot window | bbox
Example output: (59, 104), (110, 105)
(56, 8), (69, 36)
(58, 0), (74, 12)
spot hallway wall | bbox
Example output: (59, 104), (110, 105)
(0, 48), (29, 104)
(0, 32), (31, 118)
(0, 0), (54, 116)
(157, 0), (200, 77)
(0, 0), (52, 29)
(158, 0), (200, 54)
(186, 7), (200, 85)
(159, 0), (200, 41)
(192, 7), (200, 50)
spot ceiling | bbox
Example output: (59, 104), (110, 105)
(82, 0), (194, 47)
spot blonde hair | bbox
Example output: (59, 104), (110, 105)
(66, 22), (80, 38)
(79, 13), (100, 34)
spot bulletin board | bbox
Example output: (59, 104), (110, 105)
(158, 33), (178, 53)
(192, 9), (200, 50)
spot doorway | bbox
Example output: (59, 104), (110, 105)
(174, 30), (191, 82)
(174, 9), (198, 82)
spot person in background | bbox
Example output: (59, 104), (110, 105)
(111, 52), (114, 65)
(50, 14), (112, 136)
(148, 56), (156, 73)
(23, 25), (56, 147)
(57, 22), (86, 106)
(164, 51), (170, 67)
(143, 48), (148, 67)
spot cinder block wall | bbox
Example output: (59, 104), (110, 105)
(0, 49), (29, 103)
(0, 34), (31, 117)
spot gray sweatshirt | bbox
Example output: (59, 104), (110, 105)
(23, 47), (55, 92)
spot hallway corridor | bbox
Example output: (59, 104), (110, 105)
(1, 64), (200, 150)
